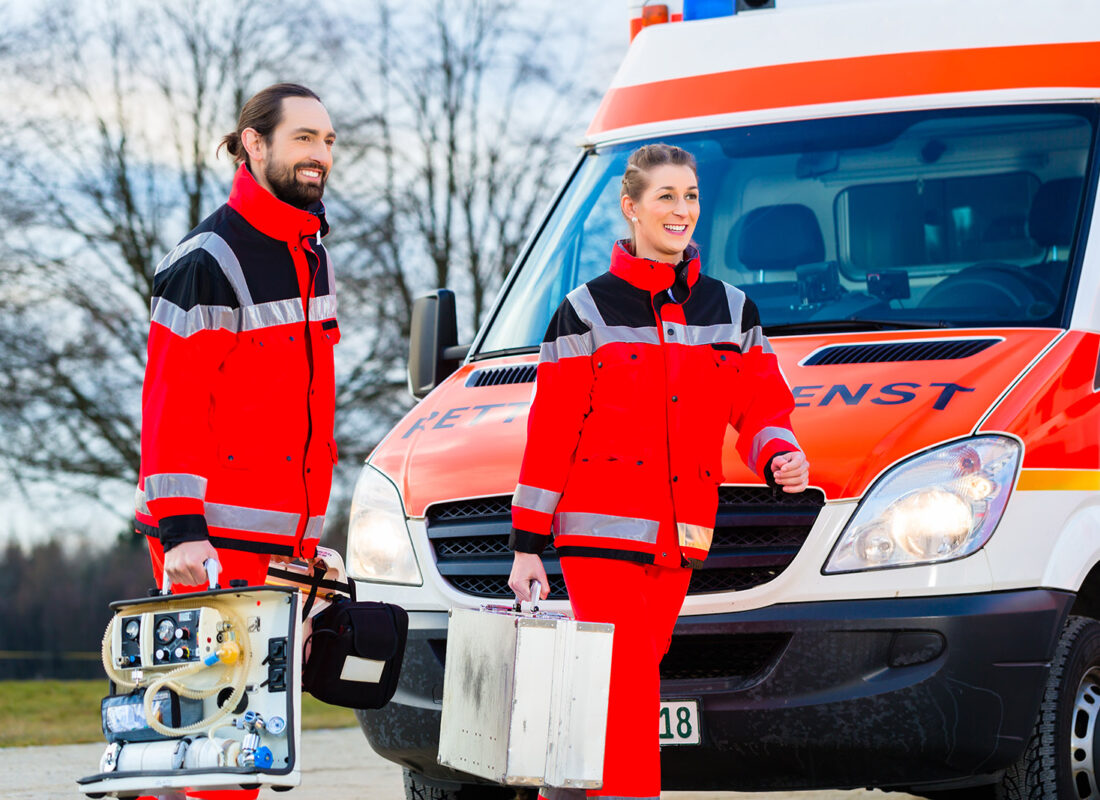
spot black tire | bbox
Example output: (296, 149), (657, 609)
(402, 768), (533, 800)
(998, 615), (1100, 800)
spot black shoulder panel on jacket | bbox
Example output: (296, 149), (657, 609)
(683, 274), (735, 327)
(586, 271), (654, 329)
(153, 251), (240, 311)
(544, 295), (591, 343)
(740, 293), (763, 330)
(217, 207), (302, 304)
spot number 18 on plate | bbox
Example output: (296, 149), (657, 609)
(659, 700), (701, 745)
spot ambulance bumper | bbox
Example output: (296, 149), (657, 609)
(356, 588), (1073, 792)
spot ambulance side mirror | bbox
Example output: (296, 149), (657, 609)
(408, 289), (468, 399)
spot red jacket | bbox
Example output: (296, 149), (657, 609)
(135, 165), (339, 558)
(510, 241), (800, 566)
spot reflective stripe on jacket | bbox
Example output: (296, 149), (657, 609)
(135, 164), (339, 557)
(510, 240), (800, 565)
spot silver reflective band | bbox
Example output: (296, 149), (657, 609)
(134, 486), (151, 516)
(512, 484), (562, 515)
(134, 488), (302, 539)
(567, 285), (607, 328)
(748, 426), (801, 473)
(240, 298), (305, 331)
(592, 325), (660, 349)
(156, 232), (254, 307)
(724, 282), (747, 329)
(741, 324), (774, 354)
(677, 522), (714, 552)
(144, 473), (208, 502)
(304, 515), (325, 540)
(321, 243), (336, 303)
(206, 504), (300, 537)
(309, 294), (338, 321)
(663, 321), (739, 347)
(556, 512), (660, 544)
(151, 298), (237, 338)
(540, 332), (594, 363)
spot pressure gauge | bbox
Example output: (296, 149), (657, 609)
(123, 619), (140, 641)
(156, 618), (176, 644)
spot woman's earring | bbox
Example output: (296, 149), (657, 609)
(631, 216), (638, 223)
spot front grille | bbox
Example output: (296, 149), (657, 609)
(448, 574), (569, 600)
(426, 487), (825, 600)
(803, 338), (998, 366)
(428, 632), (789, 684)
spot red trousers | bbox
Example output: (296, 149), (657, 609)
(560, 557), (692, 799)
(143, 537), (271, 800)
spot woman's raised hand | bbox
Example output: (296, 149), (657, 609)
(771, 451), (810, 493)
(508, 552), (550, 602)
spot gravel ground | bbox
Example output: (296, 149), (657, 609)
(6, 728), (921, 800)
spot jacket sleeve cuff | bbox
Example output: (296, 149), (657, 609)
(159, 514), (210, 552)
(510, 528), (552, 555)
(763, 451), (793, 489)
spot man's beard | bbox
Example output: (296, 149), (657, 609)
(264, 158), (327, 209)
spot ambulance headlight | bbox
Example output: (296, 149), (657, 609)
(346, 466), (422, 585)
(824, 436), (1020, 573)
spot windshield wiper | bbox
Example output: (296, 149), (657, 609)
(764, 318), (950, 335)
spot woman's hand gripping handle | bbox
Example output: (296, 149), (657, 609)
(509, 552), (550, 603)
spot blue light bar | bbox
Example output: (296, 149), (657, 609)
(683, 0), (735, 20)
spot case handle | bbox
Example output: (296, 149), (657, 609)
(161, 557), (220, 595)
(512, 579), (541, 613)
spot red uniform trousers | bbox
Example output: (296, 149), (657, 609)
(559, 557), (692, 799)
(143, 537), (271, 800)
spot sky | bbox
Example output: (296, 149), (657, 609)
(1, 0), (630, 549)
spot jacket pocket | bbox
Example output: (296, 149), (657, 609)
(699, 463), (723, 485)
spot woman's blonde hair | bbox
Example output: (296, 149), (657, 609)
(620, 143), (698, 204)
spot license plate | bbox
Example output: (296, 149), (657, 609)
(658, 699), (701, 745)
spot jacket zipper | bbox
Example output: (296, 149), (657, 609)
(300, 236), (321, 549)
(653, 295), (678, 564)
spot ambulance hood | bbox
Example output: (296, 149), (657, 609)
(369, 328), (1060, 515)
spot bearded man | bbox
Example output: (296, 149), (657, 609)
(135, 83), (339, 611)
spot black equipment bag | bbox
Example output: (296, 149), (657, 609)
(299, 569), (409, 710)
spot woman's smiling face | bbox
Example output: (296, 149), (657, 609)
(621, 163), (699, 262)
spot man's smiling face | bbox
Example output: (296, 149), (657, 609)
(254, 96), (336, 209)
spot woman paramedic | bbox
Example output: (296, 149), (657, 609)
(508, 143), (810, 800)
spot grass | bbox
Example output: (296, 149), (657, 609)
(0, 680), (359, 747)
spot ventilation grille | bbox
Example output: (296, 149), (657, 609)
(426, 487), (825, 599)
(466, 364), (537, 387)
(431, 631), (788, 684)
(803, 338), (999, 366)
(659, 633), (790, 683)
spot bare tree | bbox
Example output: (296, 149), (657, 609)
(0, 0), (308, 512)
(0, 0), (604, 538)
(324, 0), (598, 336)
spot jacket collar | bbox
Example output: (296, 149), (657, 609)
(609, 239), (701, 294)
(227, 163), (328, 242)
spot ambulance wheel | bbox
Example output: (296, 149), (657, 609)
(402, 768), (532, 800)
(998, 615), (1100, 800)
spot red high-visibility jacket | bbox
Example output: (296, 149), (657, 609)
(135, 164), (340, 558)
(510, 241), (801, 566)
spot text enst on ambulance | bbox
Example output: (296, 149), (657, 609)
(345, 2), (1100, 799)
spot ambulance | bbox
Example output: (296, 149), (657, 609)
(345, 1), (1100, 797)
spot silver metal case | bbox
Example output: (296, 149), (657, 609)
(438, 606), (613, 789)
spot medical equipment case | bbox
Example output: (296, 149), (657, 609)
(437, 602), (613, 789)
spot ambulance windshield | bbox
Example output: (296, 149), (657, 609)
(477, 104), (1096, 354)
